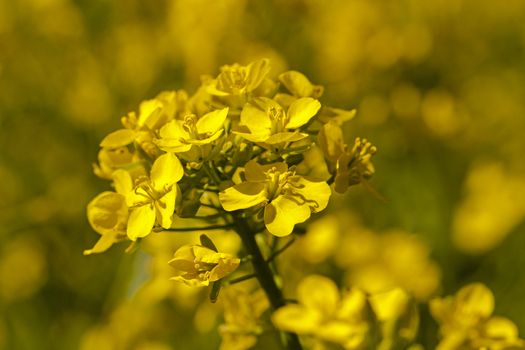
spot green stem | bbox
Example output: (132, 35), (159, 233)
(267, 237), (296, 263)
(157, 224), (234, 232)
(225, 273), (256, 285)
(232, 213), (302, 350)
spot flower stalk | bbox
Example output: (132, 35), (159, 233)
(232, 213), (303, 350)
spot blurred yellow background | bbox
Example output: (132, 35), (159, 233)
(1, 0), (525, 349)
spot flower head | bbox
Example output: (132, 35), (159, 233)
(430, 283), (524, 350)
(168, 245), (240, 287)
(272, 275), (370, 349)
(318, 122), (377, 193)
(219, 288), (269, 350)
(121, 153), (184, 240)
(98, 91), (184, 156)
(219, 160), (331, 236)
(235, 97), (321, 145)
(206, 58), (270, 97)
(155, 107), (229, 153)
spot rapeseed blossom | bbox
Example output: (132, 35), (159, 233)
(430, 283), (525, 350)
(85, 190), (128, 255)
(235, 97), (321, 145)
(156, 107), (229, 153)
(206, 59), (271, 97)
(318, 122), (377, 193)
(219, 160), (331, 236)
(219, 288), (269, 350)
(272, 275), (371, 349)
(169, 244), (240, 286)
(122, 153), (184, 240)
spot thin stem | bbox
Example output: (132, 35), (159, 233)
(225, 273), (257, 285)
(194, 213), (227, 220)
(199, 203), (222, 210)
(232, 213), (302, 350)
(156, 224), (234, 232)
(204, 162), (223, 184)
(267, 237), (296, 263)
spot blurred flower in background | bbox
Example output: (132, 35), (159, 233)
(2, 0), (525, 349)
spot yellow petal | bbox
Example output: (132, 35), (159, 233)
(316, 321), (361, 345)
(264, 132), (309, 145)
(187, 129), (224, 145)
(156, 120), (192, 153)
(264, 195), (311, 237)
(272, 304), (322, 334)
(317, 106), (356, 125)
(100, 129), (136, 148)
(244, 160), (267, 182)
(369, 288), (410, 321)
(219, 182), (267, 211)
(246, 58), (271, 92)
(196, 107), (229, 135)
(83, 233), (120, 255)
(286, 97), (321, 129)
(170, 275), (209, 287)
(127, 204), (156, 240)
(317, 122), (345, 162)
(233, 131), (271, 143)
(279, 70), (317, 97)
(210, 256), (240, 281)
(429, 297), (453, 324)
(169, 245), (197, 273)
(455, 283), (494, 319)
(155, 185), (177, 229)
(338, 288), (368, 320)
(193, 245), (219, 262)
(151, 153), (184, 189)
(87, 191), (128, 235)
(138, 98), (163, 128)
(483, 316), (519, 340)
(240, 102), (271, 134)
(297, 275), (340, 317)
(111, 169), (133, 196)
(290, 177), (331, 213)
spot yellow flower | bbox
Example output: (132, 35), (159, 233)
(272, 275), (370, 349)
(121, 153), (184, 241)
(235, 97), (321, 145)
(85, 191), (128, 255)
(430, 283), (524, 350)
(318, 122), (377, 193)
(336, 228), (441, 301)
(206, 58), (271, 97)
(155, 107), (229, 153)
(93, 147), (146, 180)
(98, 91), (185, 158)
(278, 70), (324, 99)
(369, 288), (420, 348)
(218, 288), (269, 350)
(219, 160), (331, 236)
(275, 71), (356, 125)
(168, 245), (240, 287)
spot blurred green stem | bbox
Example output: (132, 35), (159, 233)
(233, 213), (303, 350)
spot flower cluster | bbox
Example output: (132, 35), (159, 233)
(430, 283), (525, 349)
(86, 58), (374, 254)
(85, 58), (380, 350)
(272, 274), (420, 350)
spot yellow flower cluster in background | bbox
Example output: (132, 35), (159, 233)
(431, 283), (525, 349)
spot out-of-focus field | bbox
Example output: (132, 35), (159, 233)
(1, 0), (525, 349)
